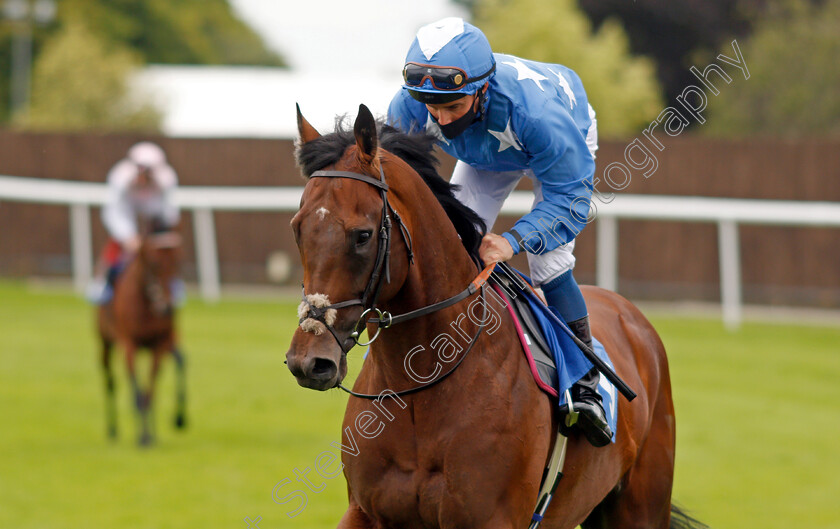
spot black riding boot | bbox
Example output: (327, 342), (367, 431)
(106, 265), (119, 290)
(567, 316), (612, 447)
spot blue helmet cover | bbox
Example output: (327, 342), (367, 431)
(403, 17), (496, 97)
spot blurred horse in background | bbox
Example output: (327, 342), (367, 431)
(97, 230), (187, 446)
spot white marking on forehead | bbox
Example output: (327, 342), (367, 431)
(417, 17), (464, 60)
(316, 207), (330, 221)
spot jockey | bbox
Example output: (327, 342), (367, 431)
(387, 18), (610, 447)
(86, 142), (181, 304)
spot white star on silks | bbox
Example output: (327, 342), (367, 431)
(502, 58), (548, 91)
(489, 119), (522, 152)
(598, 369), (617, 418)
(550, 69), (577, 108)
(425, 115), (449, 145)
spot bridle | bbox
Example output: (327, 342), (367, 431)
(140, 233), (180, 316)
(297, 163), (496, 398)
(299, 164), (414, 354)
(144, 264), (170, 316)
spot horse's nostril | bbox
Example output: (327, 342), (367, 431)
(311, 358), (336, 377)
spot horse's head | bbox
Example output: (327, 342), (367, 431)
(139, 231), (182, 316)
(285, 105), (415, 391)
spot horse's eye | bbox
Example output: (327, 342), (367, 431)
(355, 230), (373, 247)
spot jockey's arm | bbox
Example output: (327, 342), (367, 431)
(102, 162), (139, 247)
(502, 103), (595, 256)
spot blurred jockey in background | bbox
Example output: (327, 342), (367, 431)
(86, 142), (182, 304)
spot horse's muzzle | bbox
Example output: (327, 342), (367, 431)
(285, 349), (344, 391)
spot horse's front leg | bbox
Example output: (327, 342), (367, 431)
(337, 499), (374, 529)
(123, 341), (151, 446)
(171, 343), (187, 430)
(140, 344), (168, 444)
(100, 337), (117, 439)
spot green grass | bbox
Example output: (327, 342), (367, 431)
(0, 280), (838, 529)
(658, 315), (840, 529)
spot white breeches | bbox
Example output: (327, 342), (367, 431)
(451, 105), (598, 286)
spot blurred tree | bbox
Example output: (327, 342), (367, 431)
(0, 0), (284, 125)
(0, 10), (51, 124)
(13, 17), (160, 131)
(704, 0), (840, 138)
(474, 0), (664, 137)
(56, 0), (284, 66)
(576, 0), (765, 109)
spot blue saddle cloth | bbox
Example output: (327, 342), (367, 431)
(499, 268), (619, 442)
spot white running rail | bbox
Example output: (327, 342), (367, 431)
(3, 174), (840, 329)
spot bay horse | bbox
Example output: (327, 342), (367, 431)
(97, 230), (187, 446)
(286, 104), (704, 529)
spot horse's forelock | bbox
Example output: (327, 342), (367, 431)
(295, 119), (485, 260)
(296, 125), (356, 178)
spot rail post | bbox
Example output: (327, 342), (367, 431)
(193, 207), (221, 301)
(69, 203), (92, 293)
(718, 219), (742, 331)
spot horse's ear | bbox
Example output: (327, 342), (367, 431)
(296, 103), (321, 144)
(353, 104), (378, 163)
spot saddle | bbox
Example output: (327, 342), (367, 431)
(488, 268), (618, 428)
(492, 277), (559, 397)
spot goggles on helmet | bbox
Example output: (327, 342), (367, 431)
(403, 62), (495, 91)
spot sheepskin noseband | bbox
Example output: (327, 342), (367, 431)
(298, 293), (337, 335)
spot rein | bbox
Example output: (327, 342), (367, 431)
(144, 265), (168, 315)
(338, 266), (495, 399)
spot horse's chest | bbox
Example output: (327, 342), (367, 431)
(344, 421), (516, 528)
(119, 317), (170, 341)
(342, 341), (549, 527)
(348, 452), (470, 528)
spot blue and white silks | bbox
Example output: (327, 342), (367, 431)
(514, 274), (618, 442)
(388, 53), (596, 256)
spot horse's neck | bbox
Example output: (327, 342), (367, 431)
(368, 184), (491, 387)
(382, 176), (480, 326)
(118, 257), (147, 296)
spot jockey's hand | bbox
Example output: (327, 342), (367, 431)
(124, 236), (142, 254)
(479, 233), (514, 264)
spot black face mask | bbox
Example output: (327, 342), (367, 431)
(435, 103), (477, 139)
(432, 90), (486, 139)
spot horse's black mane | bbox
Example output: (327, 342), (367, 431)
(295, 119), (486, 260)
